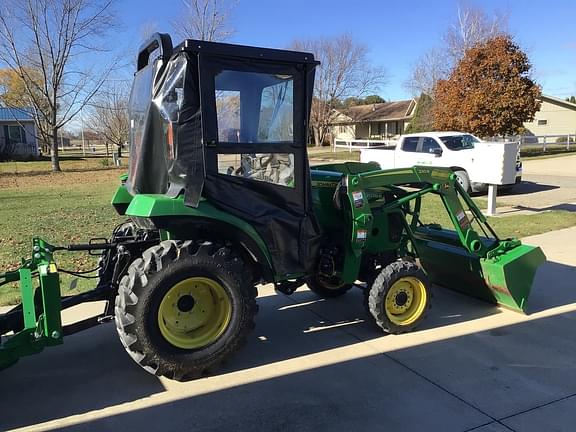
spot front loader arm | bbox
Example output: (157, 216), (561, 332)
(351, 166), (488, 257)
(340, 165), (545, 312)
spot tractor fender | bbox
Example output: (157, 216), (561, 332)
(125, 194), (275, 282)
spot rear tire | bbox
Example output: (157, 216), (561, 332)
(114, 240), (257, 381)
(367, 261), (431, 334)
(306, 274), (353, 298)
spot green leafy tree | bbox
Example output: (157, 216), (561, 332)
(405, 93), (434, 133)
(340, 95), (385, 108)
(342, 97), (361, 108)
(434, 35), (541, 137)
(361, 95), (385, 105)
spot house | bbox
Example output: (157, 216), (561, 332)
(330, 99), (417, 142)
(0, 107), (38, 156)
(523, 94), (576, 137)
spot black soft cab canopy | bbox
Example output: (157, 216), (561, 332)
(127, 33), (320, 277)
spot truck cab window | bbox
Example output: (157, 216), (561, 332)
(402, 137), (419, 152)
(421, 137), (441, 153)
(440, 134), (478, 150)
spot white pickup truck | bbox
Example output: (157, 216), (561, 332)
(360, 132), (522, 193)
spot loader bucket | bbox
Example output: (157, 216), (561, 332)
(480, 244), (546, 312)
(414, 228), (546, 313)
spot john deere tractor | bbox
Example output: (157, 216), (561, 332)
(0, 34), (545, 381)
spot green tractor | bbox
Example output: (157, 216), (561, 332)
(0, 34), (545, 381)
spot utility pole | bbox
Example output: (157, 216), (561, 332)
(80, 107), (86, 156)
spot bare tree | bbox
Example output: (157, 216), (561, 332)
(405, 1), (508, 98)
(172, 0), (236, 41)
(0, 0), (116, 172)
(140, 21), (160, 41)
(86, 81), (129, 158)
(291, 35), (387, 146)
(444, 2), (508, 62)
(405, 47), (451, 97)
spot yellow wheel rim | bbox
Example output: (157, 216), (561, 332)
(157, 277), (232, 349)
(384, 276), (427, 326)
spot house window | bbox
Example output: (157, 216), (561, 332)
(339, 125), (346, 133)
(537, 119), (547, 126)
(7, 125), (26, 144)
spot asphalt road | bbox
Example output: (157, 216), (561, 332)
(497, 154), (576, 211)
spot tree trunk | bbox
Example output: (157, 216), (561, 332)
(117, 144), (122, 158)
(105, 141), (109, 157)
(313, 127), (321, 147)
(51, 127), (61, 172)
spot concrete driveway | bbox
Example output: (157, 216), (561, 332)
(0, 227), (575, 432)
(498, 154), (576, 211)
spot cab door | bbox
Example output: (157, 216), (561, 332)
(198, 56), (319, 278)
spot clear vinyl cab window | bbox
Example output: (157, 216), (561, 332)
(217, 153), (295, 188)
(215, 70), (294, 144)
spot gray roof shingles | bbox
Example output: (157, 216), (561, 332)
(334, 100), (415, 123)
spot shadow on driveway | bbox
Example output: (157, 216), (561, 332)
(0, 260), (574, 431)
(55, 303), (576, 431)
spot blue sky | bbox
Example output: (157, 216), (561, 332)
(118, 0), (576, 101)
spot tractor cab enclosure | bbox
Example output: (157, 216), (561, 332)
(127, 33), (320, 277)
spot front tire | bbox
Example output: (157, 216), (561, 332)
(454, 170), (471, 194)
(114, 240), (257, 381)
(367, 261), (431, 334)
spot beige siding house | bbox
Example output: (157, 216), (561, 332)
(523, 95), (576, 137)
(330, 99), (417, 141)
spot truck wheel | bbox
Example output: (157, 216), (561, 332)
(114, 240), (257, 381)
(306, 274), (353, 298)
(367, 261), (431, 334)
(454, 170), (470, 194)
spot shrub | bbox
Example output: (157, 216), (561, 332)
(555, 136), (575, 144)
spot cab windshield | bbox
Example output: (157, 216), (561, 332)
(439, 134), (479, 151)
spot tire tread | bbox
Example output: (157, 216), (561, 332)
(114, 239), (257, 381)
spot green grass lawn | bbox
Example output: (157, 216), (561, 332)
(0, 154), (125, 174)
(418, 195), (576, 239)
(0, 163), (125, 305)
(308, 148), (361, 161)
(1, 156), (575, 306)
